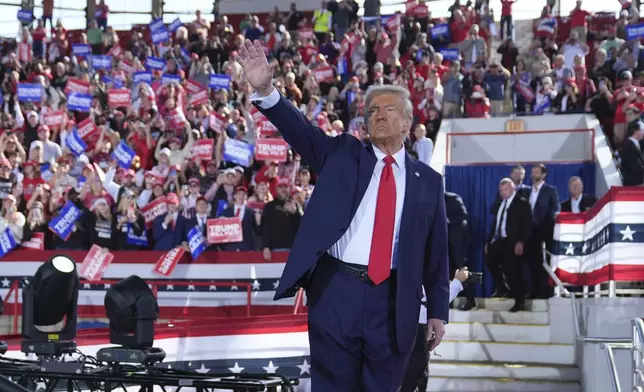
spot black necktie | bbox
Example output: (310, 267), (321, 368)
(497, 200), (507, 238)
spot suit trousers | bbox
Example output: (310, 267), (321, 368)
(400, 323), (429, 392)
(307, 254), (411, 392)
(525, 235), (553, 298)
(485, 239), (525, 305)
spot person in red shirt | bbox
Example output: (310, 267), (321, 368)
(95, 0), (110, 30)
(500, 0), (516, 40)
(614, 71), (636, 148)
(569, 0), (592, 44)
(450, 10), (470, 44)
(465, 86), (491, 118)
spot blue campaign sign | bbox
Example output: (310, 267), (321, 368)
(111, 141), (136, 169)
(65, 130), (87, 157)
(223, 139), (253, 167)
(431, 23), (450, 40)
(626, 23), (644, 41)
(133, 71), (153, 85)
(169, 18), (183, 32)
(126, 225), (148, 247)
(209, 74), (231, 90)
(162, 73), (182, 85)
(17, 83), (42, 102)
(440, 49), (460, 61)
(0, 227), (16, 258)
(72, 44), (91, 56)
(145, 57), (165, 70)
(67, 92), (92, 112)
(149, 18), (165, 33)
(187, 226), (207, 259)
(48, 201), (83, 241)
(17, 10), (32, 23)
(92, 55), (112, 70)
(151, 27), (170, 44)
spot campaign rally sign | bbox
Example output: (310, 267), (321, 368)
(79, 245), (115, 282)
(21, 232), (44, 250)
(107, 89), (131, 108)
(247, 201), (265, 211)
(184, 80), (204, 94)
(162, 73), (182, 85)
(207, 217), (243, 244)
(209, 113), (226, 133)
(149, 18), (165, 33)
(188, 89), (209, 107)
(209, 74), (230, 90)
(107, 45), (123, 58)
(190, 139), (214, 160)
(298, 27), (315, 39)
(0, 227), (16, 258)
(92, 55), (112, 70)
(431, 24), (450, 40)
(313, 66), (334, 83)
(140, 196), (168, 228)
(119, 60), (137, 74)
(65, 129), (87, 157)
(169, 18), (183, 32)
(258, 120), (278, 138)
(126, 225), (148, 247)
(255, 138), (289, 162)
(49, 201), (83, 241)
(145, 56), (165, 70)
(440, 49), (460, 61)
(626, 23), (644, 41)
(68, 92), (92, 112)
(17, 83), (42, 102)
(187, 226), (207, 259)
(223, 139), (253, 167)
(111, 141), (136, 169)
(133, 71), (153, 85)
(76, 117), (99, 140)
(65, 78), (90, 95)
(153, 247), (186, 277)
(43, 110), (65, 128)
(17, 9), (33, 23)
(72, 44), (91, 57)
(169, 108), (186, 129)
(152, 27), (170, 45)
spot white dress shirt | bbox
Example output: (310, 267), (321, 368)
(252, 88), (407, 268)
(495, 191), (515, 239)
(195, 213), (208, 230)
(419, 280), (463, 324)
(571, 195), (582, 213)
(529, 182), (544, 210)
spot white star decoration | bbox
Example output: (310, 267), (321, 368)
(195, 363), (210, 374)
(582, 242), (588, 254)
(621, 226), (636, 241)
(565, 243), (575, 255)
(229, 362), (244, 373)
(231, 285), (239, 291)
(209, 284), (217, 291)
(103, 283), (111, 289)
(83, 283), (91, 289)
(166, 284), (174, 290)
(272, 280), (279, 289)
(188, 284), (196, 291)
(297, 359), (311, 375)
(252, 280), (261, 291)
(2, 278), (11, 288)
(263, 361), (279, 373)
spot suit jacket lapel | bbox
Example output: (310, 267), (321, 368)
(352, 143), (378, 218)
(399, 154), (420, 248)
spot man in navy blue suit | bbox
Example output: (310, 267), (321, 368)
(219, 185), (261, 251)
(236, 39), (450, 391)
(152, 193), (190, 251)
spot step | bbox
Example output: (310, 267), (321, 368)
(452, 298), (548, 312)
(433, 341), (575, 365)
(430, 361), (579, 381)
(449, 309), (549, 325)
(445, 322), (551, 343)
(428, 377), (580, 392)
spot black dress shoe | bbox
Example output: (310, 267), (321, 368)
(509, 303), (526, 313)
(458, 299), (476, 311)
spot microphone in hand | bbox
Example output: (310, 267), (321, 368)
(235, 39), (274, 97)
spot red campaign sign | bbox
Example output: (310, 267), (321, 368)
(386, 14), (401, 31)
(247, 201), (265, 211)
(207, 217), (243, 244)
(255, 138), (289, 162)
(313, 66), (334, 83)
(64, 78), (90, 95)
(21, 232), (44, 250)
(107, 89), (131, 108)
(190, 139), (214, 160)
(119, 60), (136, 74)
(108, 45), (123, 58)
(153, 247), (185, 277)
(140, 196), (168, 228)
(76, 117), (99, 140)
(209, 113), (226, 133)
(188, 89), (209, 107)
(79, 245), (115, 282)
(251, 107), (267, 123)
(185, 80), (204, 94)
(169, 108), (186, 129)
(258, 120), (278, 137)
(298, 27), (315, 39)
(43, 110), (65, 128)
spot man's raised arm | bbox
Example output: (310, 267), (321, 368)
(236, 39), (340, 173)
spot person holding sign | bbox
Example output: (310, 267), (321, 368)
(218, 186), (262, 251)
(237, 39), (449, 391)
(152, 192), (190, 251)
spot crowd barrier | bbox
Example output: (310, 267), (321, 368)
(552, 186), (644, 286)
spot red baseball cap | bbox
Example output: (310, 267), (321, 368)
(166, 193), (180, 205)
(277, 178), (290, 187)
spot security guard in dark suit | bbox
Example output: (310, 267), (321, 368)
(445, 191), (475, 310)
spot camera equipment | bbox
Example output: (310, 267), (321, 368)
(468, 271), (484, 284)
(21, 255), (79, 356)
(0, 375), (29, 392)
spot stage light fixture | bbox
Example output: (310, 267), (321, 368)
(21, 255), (79, 356)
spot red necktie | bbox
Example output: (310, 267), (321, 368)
(235, 207), (240, 217)
(368, 155), (396, 285)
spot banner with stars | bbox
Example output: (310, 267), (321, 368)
(551, 189), (644, 286)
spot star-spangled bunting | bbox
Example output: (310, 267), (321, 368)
(553, 223), (642, 256)
(152, 356), (311, 379)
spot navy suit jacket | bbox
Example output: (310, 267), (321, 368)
(219, 205), (258, 251)
(255, 92), (450, 354)
(531, 183), (560, 240)
(152, 213), (190, 251)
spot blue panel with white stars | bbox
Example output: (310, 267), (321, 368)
(154, 355), (312, 379)
(552, 223), (643, 256)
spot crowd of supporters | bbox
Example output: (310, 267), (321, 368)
(0, 0), (641, 255)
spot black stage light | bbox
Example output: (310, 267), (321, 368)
(21, 255), (79, 356)
(0, 375), (30, 392)
(99, 275), (164, 365)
